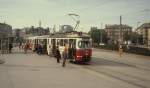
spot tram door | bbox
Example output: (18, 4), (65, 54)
(43, 39), (47, 54)
(68, 39), (76, 59)
(35, 39), (38, 51)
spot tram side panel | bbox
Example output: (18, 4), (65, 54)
(47, 38), (56, 56)
(47, 38), (53, 56)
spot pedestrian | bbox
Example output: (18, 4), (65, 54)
(55, 46), (61, 63)
(22, 42), (25, 50)
(19, 42), (22, 51)
(52, 45), (56, 57)
(37, 44), (42, 55)
(24, 42), (29, 54)
(62, 44), (68, 67)
(9, 43), (13, 53)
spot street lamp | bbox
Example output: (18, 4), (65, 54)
(136, 21), (141, 45)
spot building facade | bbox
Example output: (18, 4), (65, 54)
(0, 23), (13, 51)
(136, 23), (150, 46)
(30, 26), (49, 36)
(105, 24), (132, 43)
(0, 23), (12, 38)
(13, 26), (50, 43)
(23, 26), (50, 36)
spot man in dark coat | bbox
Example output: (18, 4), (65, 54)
(55, 46), (61, 63)
(9, 43), (13, 53)
(37, 44), (42, 55)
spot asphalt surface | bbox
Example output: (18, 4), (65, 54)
(0, 48), (149, 88)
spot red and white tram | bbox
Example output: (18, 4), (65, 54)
(27, 35), (48, 53)
(47, 32), (92, 62)
(27, 31), (92, 62)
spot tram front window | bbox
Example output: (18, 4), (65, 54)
(78, 41), (91, 48)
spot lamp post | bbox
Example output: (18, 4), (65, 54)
(119, 15), (123, 57)
(100, 22), (103, 44)
(136, 22), (141, 45)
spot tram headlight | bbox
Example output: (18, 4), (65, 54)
(77, 56), (82, 58)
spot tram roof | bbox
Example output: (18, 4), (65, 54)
(27, 35), (50, 39)
(50, 32), (90, 38)
(27, 32), (90, 39)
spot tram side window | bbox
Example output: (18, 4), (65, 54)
(78, 41), (91, 48)
(69, 39), (73, 45)
(57, 39), (59, 46)
(73, 39), (76, 48)
(69, 39), (76, 48)
(39, 39), (42, 44)
(52, 39), (56, 45)
(35, 39), (38, 44)
(44, 39), (47, 45)
(60, 39), (63, 46)
(47, 39), (49, 45)
(64, 39), (68, 46)
(51, 39), (53, 44)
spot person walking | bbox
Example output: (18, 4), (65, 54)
(24, 42), (29, 54)
(55, 46), (61, 63)
(22, 42), (25, 50)
(37, 44), (42, 55)
(62, 44), (68, 67)
(8, 43), (13, 53)
(19, 42), (22, 50)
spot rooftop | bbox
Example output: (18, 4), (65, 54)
(105, 24), (132, 29)
(137, 23), (150, 30)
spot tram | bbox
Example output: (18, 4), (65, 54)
(27, 35), (49, 53)
(27, 36), (37, 50)
(27, 31), (92, 62)
(47, 31), (92, 62)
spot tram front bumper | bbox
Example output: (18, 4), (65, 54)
(76, 55), (91, 62)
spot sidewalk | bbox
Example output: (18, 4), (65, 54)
(0, 48), (126, 88)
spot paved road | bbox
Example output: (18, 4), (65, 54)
(85, 48), (150, 88)
(0, 48), (150, 88)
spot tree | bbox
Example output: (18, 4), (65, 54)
(88, 27), (108, 45)
(123, 31), (131, 41)
(130, 32), (143, 44)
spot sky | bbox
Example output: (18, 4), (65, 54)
(0, 0), (150, 31)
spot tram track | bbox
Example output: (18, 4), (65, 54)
(92, 56), (150, 72)
(93, 50), (150, 72)
(87, 65), (150, 81)
(73, 57), (150, 88)
(82, 66), (148, 88)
